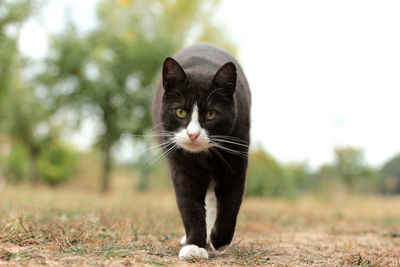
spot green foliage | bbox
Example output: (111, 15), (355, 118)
(38, 143), (78, 186)
(0, 0), (59, 186)
(316, 146), (382, 194)
(0, 0), (34, 122)
(246, 146), (387, 198)
(4, 141), (29, 183)
(334, 147), (368, 187)
(0, 0), (32, 86)
(380, 154), (400, 194)
(2, 75), (76, 186)
(246, 146), (309, 198)
(4, 85), (56, 183)
(6, 87), (52, 147)
(4, 140), (77, 185)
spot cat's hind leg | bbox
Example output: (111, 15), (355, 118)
(210, 175), (245, 251)
(205, 180), (217, 246)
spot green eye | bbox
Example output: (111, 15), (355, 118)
(175, 108), (187, 118)
(205, 110), (217, 120)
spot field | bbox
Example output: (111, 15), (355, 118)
(1, 178), (400, 266)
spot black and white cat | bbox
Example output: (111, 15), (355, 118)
(152, 43), (251, 259)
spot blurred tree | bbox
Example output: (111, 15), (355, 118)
(334, 147), (367, 187)
(38, 142), (77, 186)
(5, 87), (54, 183)
(39, 0), (235, 192)
(317, 146), (381, 193)
(381, 153), (400, 194)
(286, 162), (311, 191)
(246, 146), (307, 198)
(0, 0), (53, 184)
(0, 0), (33, 123)
(4, 141), (28, 183)
(316, 163), (339, 193)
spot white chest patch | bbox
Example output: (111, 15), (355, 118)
(173, 104), (213, 152)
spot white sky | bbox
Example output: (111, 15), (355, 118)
(19, 0), (400, 168)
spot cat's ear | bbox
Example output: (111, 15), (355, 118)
(213, 62), (237, 95)
(162, 57), (186, 91)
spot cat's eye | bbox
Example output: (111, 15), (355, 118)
(175, 108), (187, 119)
(205, 110), (217, 120)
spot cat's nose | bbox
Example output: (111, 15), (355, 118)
(187, 132), (200, 141)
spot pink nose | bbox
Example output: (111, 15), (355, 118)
(188, 132), (200, 141)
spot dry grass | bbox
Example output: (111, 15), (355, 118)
(0, 180), (399, 266)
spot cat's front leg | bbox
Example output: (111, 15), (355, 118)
(172, 169), (209, 259)
(210, 176), (245, 251)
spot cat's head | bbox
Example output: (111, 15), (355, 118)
(160, 57), (237, 153)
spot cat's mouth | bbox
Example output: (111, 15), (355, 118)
(177, 140), (213, 153)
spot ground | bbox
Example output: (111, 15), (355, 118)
(0, 183), (399, 266)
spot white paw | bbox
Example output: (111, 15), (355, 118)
(180, 234), (186, 245)
(179, 245), (209, 260)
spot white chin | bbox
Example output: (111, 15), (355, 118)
(179, 142), (210, 153)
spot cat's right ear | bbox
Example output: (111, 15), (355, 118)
(162, 57), (186, 91)
(213, 62), (237, 95)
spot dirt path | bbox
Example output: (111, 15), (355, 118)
(1, 186), (399, 266)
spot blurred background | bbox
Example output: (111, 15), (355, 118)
(1, 0), (400, 197)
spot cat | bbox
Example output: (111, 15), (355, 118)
(152, 43), (251, 259)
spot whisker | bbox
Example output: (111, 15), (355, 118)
(211, 147), (235, 174)
(122, 133), (174, 137)
(144, 142), (177, 168)
(122, 125), (173, 138)
(144, 121), (165, 134)
(147, 140), (172, 154)
(212, 143), (248, 158)
(121, 122), (171, 139)
(163, 144), (178, 158)
(212, 143), (247, 154)
(211, 138), (249, 148)
(132, 138), (174, 160)
(210, 135), (248, 144)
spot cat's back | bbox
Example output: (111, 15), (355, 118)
(175, 43), (250, 104)
(174, 43), (237, 70)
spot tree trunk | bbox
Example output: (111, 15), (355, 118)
(135, 141), (152, 191)
(28, 152), (39, 184)
(100, 136), (112, 193)
(137, 169), (149, 192)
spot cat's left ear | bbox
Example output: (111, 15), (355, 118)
(213, 62), (237, 95)
(162, 57), (187, 91)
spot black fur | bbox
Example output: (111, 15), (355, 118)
(152, 43), (251, 250)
